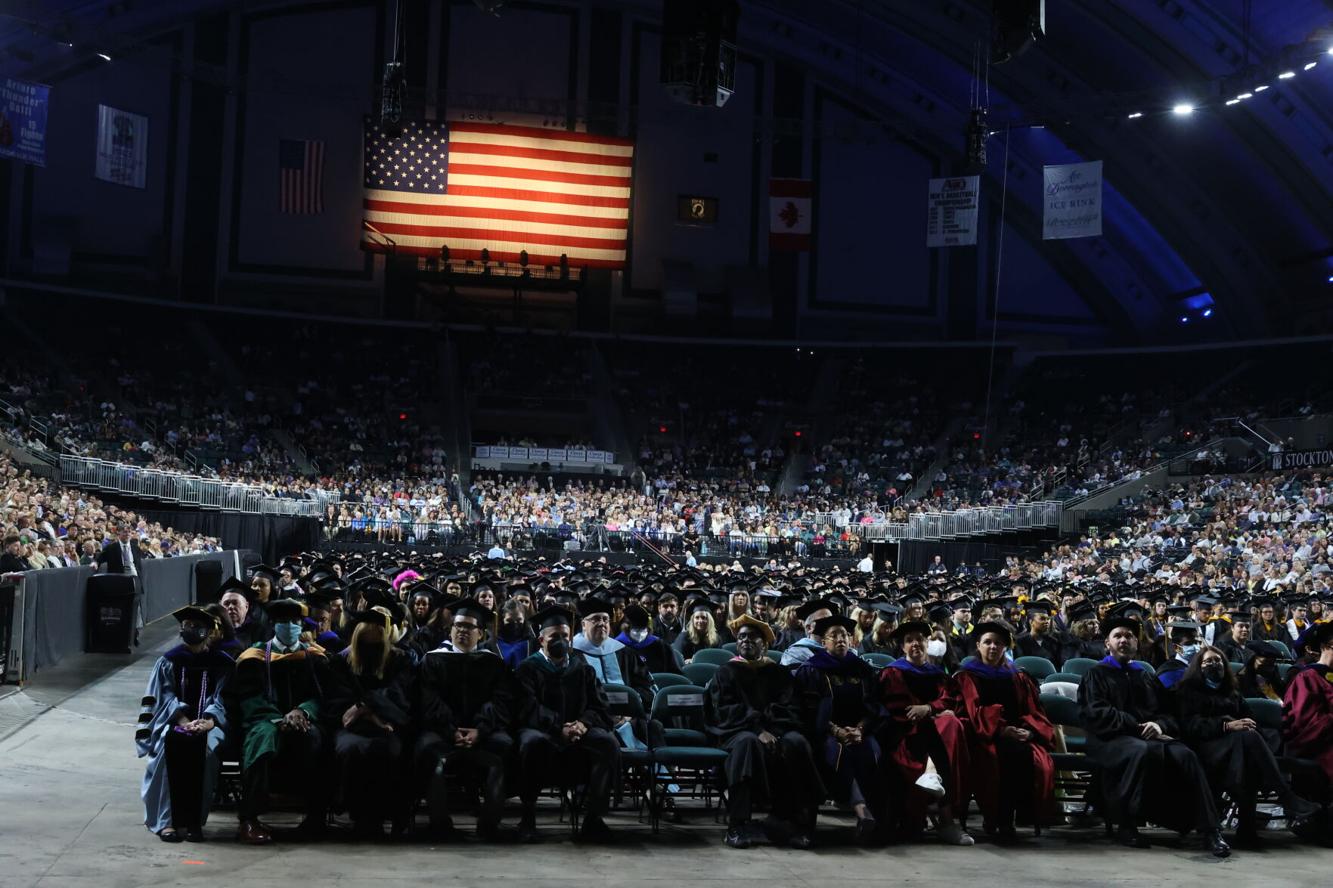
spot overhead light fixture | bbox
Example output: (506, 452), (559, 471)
(95, 51), (111, 61)
(1225, 99), (1240, 105)
(1255, 84), (1270, 92)
(1278, 70), (1296, 79)
(1202, 308), (1213, 318)
(1303, 61), (1317, 71)
(1236, 92), (1253, 100)
(1179, 316), (1189, 324)
(1172, 103), (1195, 115)
(1127, 111), (1143, 119)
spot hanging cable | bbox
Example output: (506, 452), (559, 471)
(979, 124), (1011, 455)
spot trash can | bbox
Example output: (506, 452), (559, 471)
(86, 574), (138, 654)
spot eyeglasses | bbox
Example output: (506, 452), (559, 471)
(453, 622), (480, 632)
(584, 615), (611, 624)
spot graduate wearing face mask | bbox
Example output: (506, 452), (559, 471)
(1171, 644), (1321, 846)
(1155, 621), (1203, 689)
(614, 604), (684, 674)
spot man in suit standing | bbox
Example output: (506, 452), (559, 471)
(97, 524), (145, 644)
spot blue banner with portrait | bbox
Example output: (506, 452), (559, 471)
(0, 77), (50, 166)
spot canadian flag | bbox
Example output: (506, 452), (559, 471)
(769, 178), (813, 251)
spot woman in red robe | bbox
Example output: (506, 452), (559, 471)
(954, 620), (1056, 841)
(877, 620), (973, 845)
(1282, 621), (1333, 796)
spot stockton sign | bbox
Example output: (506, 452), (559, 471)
(1273, 449), (1333, 470)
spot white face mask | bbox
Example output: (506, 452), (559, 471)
(629, 627), (649, 642)
(926, 639), (947, 658)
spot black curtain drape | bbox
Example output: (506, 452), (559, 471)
(136, 509), (319, 565)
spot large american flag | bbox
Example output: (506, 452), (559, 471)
(278, 138), (324, 214)
(362, 119), (634, 269)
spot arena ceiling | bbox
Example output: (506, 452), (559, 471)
(2, 0), (1330, 341)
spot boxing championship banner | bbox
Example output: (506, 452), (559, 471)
(926, 175), (979, 247)
(0, 78), (50, 166)
(1042, 160), (1102, 240)
(95, 104), (149, 189)
(1272, 448), (1333, 470)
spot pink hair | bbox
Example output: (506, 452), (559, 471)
(392, 569), (423, 591)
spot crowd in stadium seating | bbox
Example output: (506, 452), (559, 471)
(0, 455), (221, 570)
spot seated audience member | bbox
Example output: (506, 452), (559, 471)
(218, 578), (271, 648)
(232, 599), (332, 844)
(404, 586), (447, 658)
(1077, 614), (1229, 856)
(1173, 644), (1320, 845)
(858, 605), (900, 655)
(1282, 622), (1333, 794)
(672, 600), (722, 663)
(514, 606), (620, 843)
(573, 598), (655, 714)
(793, 614), (883, 843)
(137, 606), (234, 842)
(1059, 601), (1104, 663)
(326, 607), (415, 838)
(1236, 640), (1289, 700)
(616, 603), (683, 674)
(495, 598), (535, 669)
(709, 614), (824, 849)
(1155, 619), (1203, 689)
(653, 593), (683, 644)
(1215, 610), (1251, 663)
(955, 620), (1056, 840)
(877, 620), (973, 845)
(415, 598), (519, 840)
(780, 598), (837, 668)
(1013, 600), (1064, 667)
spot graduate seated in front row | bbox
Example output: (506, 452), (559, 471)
(1282, 621), (1333, 800)
(954, 620), (1057, 842)
(232, 598), (332, 845)
(414, 598), (520, 841)
(793, 614), (884, 844)
(1076, 614), (1230, 857)
(325, 607), (416, 839)
(709, 614), (824, 849)
(137, 606), (235, 842)
(1172, 644), (1321, 846)
(877, 620), (973, 846)
(514, 606), (621, 843)
(1153, 618), (1203, 689)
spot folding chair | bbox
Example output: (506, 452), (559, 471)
(652, 672), (691, 688)
(683, 662), (720, 686)
(1013, 656), (1056, 681)
(1062, 657), (1101, 678)
(692, 648), (734, 667)
(602, 682), (654, 822)
(647, 684), (730, 831)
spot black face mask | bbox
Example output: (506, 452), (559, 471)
(358, 643), (386, 664)
(499, 623), (526, 641)
(1201, 665), (1226, 683)
(545, 638), (568, 660)
(180, 626), (210, 646)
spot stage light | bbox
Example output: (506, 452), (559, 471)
(794, 430), (802, 438)
(1278, 71), (1295, 79)
(398, 412), (408, 421)
(1225, 99), (1240, 105)
(95, 51), (111, 61)
(1328, 47), (1333, 56)
(1327, 275), (1333, 283)
(1127, 112), (1143, 119)
(1202, 308), (1213, 318)
(1255, 84), (1270, 92)
(659, 425), (668, 434)
(1179, 316), (1189, 324)
(1236, 92), (1253, 100)
(1172, 103), (1194, 115)
(1304, 62), (1317, 71)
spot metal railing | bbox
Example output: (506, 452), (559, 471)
(58, 455), (324, 516)
(858, 501), (1063, 541)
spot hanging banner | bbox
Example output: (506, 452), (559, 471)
(1272, 448), (1333, 471)
(95, 104), (149, 189)
(769, 178), (812, 251)
(926, 175), (979, 247)
(1042, 160), (1102, 240)
(0, 78), (50, 166)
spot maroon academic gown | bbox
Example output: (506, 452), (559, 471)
(955, 663), (1057, 825)
(1281, 664), (1333, 784)
(877, 659), (970, 826)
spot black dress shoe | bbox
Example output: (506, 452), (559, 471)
(577, 815), (614, 843)
(1206, 829), (1231, 858)
(183, 827), (204, 842)
(158, 829), (183, 843)
(788, 831), (814, 850)
(723, 826), (752, 849)
(1116, 826), (1150, 848)
(517, 815), (540, 844)
(855, 817), (878, 845)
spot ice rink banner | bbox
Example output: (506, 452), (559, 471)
(1042, 160), (1102, 240)
(926, 175), (979, 247)
(0, 78), (50, 166)
(95, 104), (149, 189)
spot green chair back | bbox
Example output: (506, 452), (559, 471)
(691, 648), (734, 667)
(1013, 656), (1056, 680)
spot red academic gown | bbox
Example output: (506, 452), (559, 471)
(1282, 664), (1333, 784)
(955, 663), (1057, 825)
(877, 660), (970, 826)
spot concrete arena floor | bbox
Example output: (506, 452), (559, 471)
(2, 622), (1332, 888)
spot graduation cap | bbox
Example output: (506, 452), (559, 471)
(217, 576), (255, 601)
(889, 619), (934, 642)
(1246, 639), (1286, 660)
(172, 605), (219, 630)
(1066, 600), (1098, 622)
(249, 564), (281, 585)
(971, 619), (1014, 645)
(267, 599), (308, 622)
(926, 602), (952, 624)
(871, 602), (903, 621)
(1295, 622), (1333, 654)
(812, 614), (857, 636)
(1166, 619), (1203, 637)
(1024, 600), (1055, 616)
(623, 603), (652, 629)
(1105, 601), (1147, 622)
(348, 607), (394, 631)
(525, 604), (568, 631)
(795, 597), (840, 621)
(451, 598), (494, 627)
(576, 598), (613, 619)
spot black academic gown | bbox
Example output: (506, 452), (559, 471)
(513, 653), (620, 816)
(793, 653), (883, 812)
(707, 658), (825, 826)
(1172, 678), (1289, 815)
(616, 633), (683, 675)
(1060, 635), (1104, 664)
(653, 617), (683, 645)
(325, 650), (415, 825)
(1077, 659), (1219, 834)
(414, 647), (519, 829)
(1015, 631), (1066, 668)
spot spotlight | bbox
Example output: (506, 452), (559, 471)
(1236, 92), (1253, 100)
(1225, 99), (1240, 105)
(1179, 316), (1189, 324)
(1202, 308), (1213, 318)
(1327, 275), (1333, 283)
(95, 51), (111, 61)
(1255, 84), (1270, 92)
(1127, 111), (1143, 119)
(1304, 61), (1318, 71)
(1172, 103), (1195, 115)
(1278, 70), (1296, 79)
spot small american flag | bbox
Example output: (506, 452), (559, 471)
(362, 118), (633, 268)
(279, 138), (324, 214)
